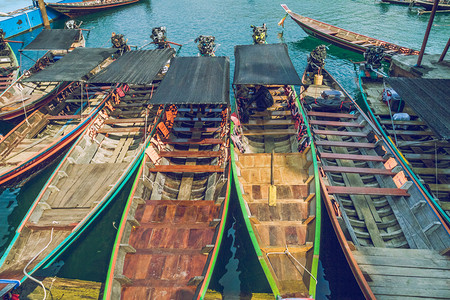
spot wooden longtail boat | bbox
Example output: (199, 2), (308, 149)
(0, 41), (19, 94)
(0, 49), (174, 296)
(415, 0), (450, 10)
(231, 43), (321, 299)
(103, 56), (230, 300)
(281, 4), (419, 59)
(358, 65), (450, 224)
(0, 29), (86, 122)
(47, 0), (142, 18)
(380, 0), (415, 5)
(300, 57), (450, 299)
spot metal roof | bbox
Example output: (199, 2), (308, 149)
(23, 48), (117, 82)
(88, 49), (175, 84)
(150, 56), (230, 105)
(233, 43), (302, 86)
(386, 77), (450, 140)
(23, 29), (82, 51)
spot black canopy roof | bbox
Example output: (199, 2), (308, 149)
(88, 49), (175, 84)
(23, 29), (81, 51)
(24, 48), (117, 82)
(150, 56), (230, 105)
(386, 78), (450, 140)
(233, 43), (302, 85)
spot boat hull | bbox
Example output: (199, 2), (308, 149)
(47, 0), (141, 18)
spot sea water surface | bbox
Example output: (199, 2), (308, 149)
(1, 0), (448, 298)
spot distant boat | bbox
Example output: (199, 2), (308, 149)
(414, 0), (450, 10)
(47, 0), (142, 18)
(300, 51), (450, 300)
(380, 0), (415, 5)
(281, 4), (419, 59)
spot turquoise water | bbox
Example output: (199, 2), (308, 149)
(1, 0), (448, 298)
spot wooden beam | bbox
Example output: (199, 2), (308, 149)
(309, 120), (364, 127)
(162, 138), (223, 145)
(159, 151), (221, 158)
(150, 165), (223, 173)
(313, 129), (367, 137)
(322, 165), (395, 176)
(327, 186), (410, 197)
(320, 152), (386, 162)
(315, 140), (376, 148)
(242, 129), (296, 136)
(307, 111), (357, 119)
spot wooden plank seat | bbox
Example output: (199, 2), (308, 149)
(98, 127), (144, 134)
(315, 140), (376, 148)
(428, 184), (450, 192)
(242, 129), (296, 136)
(161, 138), (223, 145)
(113, 102), (147, 108)
(172, 127), (219, 133)
(159, 151), (221, 158)
(386, 130), (435, 136)
(327, 186), (410, 197)
(177, 108), (223, 113)
(150, 165), (222, 173)
(379, 119), (426, 126)
(252, 110), (291, 117)
(309, 120), (364, 127)
(104, 118), (145, 124)
(307, 111), (357, 119)
(174, 117), (222, 122)
(320, 152), (386, 162)
(243, 119), (295, 126)
(322, 165), (395, 176)
(313, 129), (367, 137)
(412, 168), (450, 175)
(403, 153), (450, 161)
(272, 95), (288, 101)
(47, 115), (85, 120)
(110, 110), (144, 116)
(352, 39), (369, 45)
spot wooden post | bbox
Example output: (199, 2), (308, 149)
(438, 37), (450, 63)
(37, 0), (51, 29)
(416, 0), (439, 67)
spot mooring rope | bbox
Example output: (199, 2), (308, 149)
(23, 228), (54, 300)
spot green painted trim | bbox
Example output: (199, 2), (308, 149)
(293, 88), (321, 298)
(198, 170), (231, 300)
(103, 158), (145, 299)
(230, 127), (281, 297)
(358, 73), (450, 225)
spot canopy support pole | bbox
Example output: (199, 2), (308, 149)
(438, 37), (450, 63)
(416, 0), (439, 67)
(37, 0), (51, 29)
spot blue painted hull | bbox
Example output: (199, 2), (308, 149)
(0, 0), (82, 38)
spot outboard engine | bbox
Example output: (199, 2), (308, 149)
(195, 35), (216, 56)
(111, 32), (129, 54)
(307, 44), (327, 73)
(151, 26), (168, 49)
(65, 20), (80, 29)
(251, 24), (267, 44)
(364, 46), (385, 70)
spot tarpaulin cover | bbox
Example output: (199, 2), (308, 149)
(24, 48), (117, 82)
(24, 29), (81, 51)
(150, 56), (230, 105)
(386, 78), (450, 140)
(233, 43), (302, 85)
(88, 49), (175, 84)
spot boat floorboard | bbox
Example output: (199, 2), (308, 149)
(46, 162), (128, 208)
(353, 247), (450, 299)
